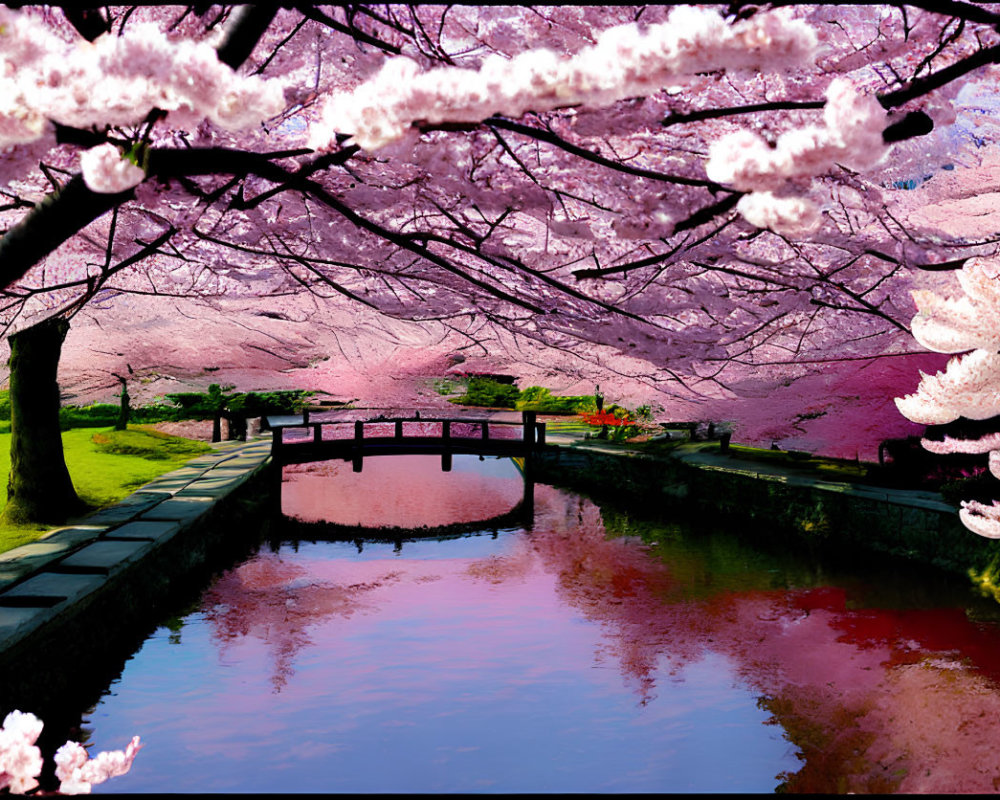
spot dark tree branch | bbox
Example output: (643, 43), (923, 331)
(673, 192), (742, 234)
(63, 7), (111, 41)
(662, 99), (825, 127)
(762, 0), (1000, 25)
(486, 117), (724, 188)
(879, 42), (1000, 108)
(882, 110), (934, 143)
(292, 4), (402, 55)
(0, 177), (134, 289)
(216, 6), (279, 69)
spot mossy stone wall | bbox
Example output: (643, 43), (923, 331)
(532, 447), (1000, 589)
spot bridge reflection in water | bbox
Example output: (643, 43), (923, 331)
(278, 452), (536, 550)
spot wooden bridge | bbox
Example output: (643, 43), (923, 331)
(267, 411), (547, 472)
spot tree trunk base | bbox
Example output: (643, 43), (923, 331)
(4, 318), (85, 525)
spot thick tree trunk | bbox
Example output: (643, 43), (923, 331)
(3, 318), (85, 524)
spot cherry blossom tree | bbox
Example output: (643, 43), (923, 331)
(1, 4), (999, 520)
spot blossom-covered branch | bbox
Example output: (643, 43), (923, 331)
(0, 709), (140, 794)
(309, 7), (818, 151)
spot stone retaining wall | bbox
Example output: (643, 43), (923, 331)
(532, 445), (1000, 588)
(0, 440), (279, 713)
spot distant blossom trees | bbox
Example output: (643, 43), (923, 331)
(0, 4), (998, 521)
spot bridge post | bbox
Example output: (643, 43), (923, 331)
(522, 411), (536, 446)
(312, 423), (321, 443)
(442, 451), (452, 472)
(395, 419), (403, 439)
(536, 421), (546, 447)
(482, 421), (490, 441)
(272, 426), (284, 465)
(352, 420), (364, 472)
(304, 409), (310, 424)
(442, 420), (450, 441)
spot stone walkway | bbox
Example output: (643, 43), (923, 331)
(0, 437), (272, 653)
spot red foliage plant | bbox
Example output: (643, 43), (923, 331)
(580, 410), (632, 427)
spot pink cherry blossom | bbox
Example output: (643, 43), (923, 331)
(79, 143), (145, 194)
(0, 711), (43, 795)
(54, 735), (143, 795)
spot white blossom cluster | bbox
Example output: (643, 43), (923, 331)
(309, 7), (818, 151)
(895, 348), (1000, 424)
(0, 11), (283, 141)
(707, 78), (889, 236)
(79, 142), (147, 193)
(0, 8), (285, 192)
(895, 257), (1000, 538)
(0, 709), (141, 794)
(54, 735), (143, 795)
(0, 711), (42, 794)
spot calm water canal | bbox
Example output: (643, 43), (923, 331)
(46, 455), (1000, 793)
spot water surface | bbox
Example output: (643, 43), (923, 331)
(38, 455), (1000, 793)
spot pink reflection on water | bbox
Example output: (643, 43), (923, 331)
(281, 455), (525, 528)
(200, 479), (1000, 792)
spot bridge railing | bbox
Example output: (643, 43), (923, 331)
(268, 411), (547, 456)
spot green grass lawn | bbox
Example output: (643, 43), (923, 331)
(0, 426), (213, 554)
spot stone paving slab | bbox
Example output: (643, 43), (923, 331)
(205, 465), (256, 477)
(102, 520), (183, 544)
(0, 540), (79, 591)
(42, 526), (107, 546)
(0, 540), (77, 565)
(184, 455), (238, 469)
(139, 496), (214, 524)
(57, 539), (154, 574)
(223, 455), (270, 467)
(174, 482), (241, 499)
(1, 572), (106, 604)
(83, 491), (165, 526)
(138, 475), (200, 495)
(174, 470), (256, 496)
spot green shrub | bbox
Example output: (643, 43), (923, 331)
(131, 403), (186, 423)
(163, 385), (313, 419)
(227, 390), (313, 416)
(448, 376), (520, 408)
(515, 386), (595, 414)
(940, 471), (996, 507)
(59, 403), (120, 429)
